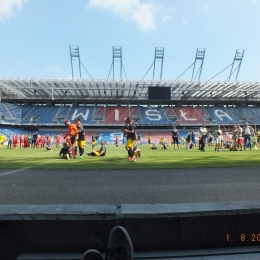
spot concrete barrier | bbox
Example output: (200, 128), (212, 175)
(1, 201), (260, 260)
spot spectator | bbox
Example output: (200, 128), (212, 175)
(7, 132), (13, 149)
(213, 126), (222, 152)
(82, 226), (133, 260)
(171, 125), (180, 150)
(198, 124), (207, 152)
(243, 122), (254, 151)
(237, 124), (243, 151)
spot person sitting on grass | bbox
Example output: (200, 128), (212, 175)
(149, 143), (157, 150)
(59, 142), (72, 160)
(160, 137), (167, 150)
(86, 140), (106, 156)
(46, 143), (53, 151)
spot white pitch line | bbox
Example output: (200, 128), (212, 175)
(0, 161), (53, 177)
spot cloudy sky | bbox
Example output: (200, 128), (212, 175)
(0, 0), (260, 81)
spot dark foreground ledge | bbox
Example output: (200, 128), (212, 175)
(1, 201), (260, 259)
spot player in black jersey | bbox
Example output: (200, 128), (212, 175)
(122, 116), (136, 162)
(75, 118), (85, 158)
(86, 140), (106, 156)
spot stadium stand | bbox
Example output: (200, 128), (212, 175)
(20, 105), (35, 121)
(129, 106), (140, 121)
(0, 103), (21, 124)
(138, 107), (172, 125)
(194, 106), (211, 123)
(164, 106), (177, 120)
(227, 107), (245, 121)
(236, 107), (260, 124)
(173, 106), (204, 125)
(66, 105), (96, 124)
(21, 105), (60, 125)
(99, 106), (129, 125)
(203, 106), (241, 125)
(2, 102), (260, 127)
(53, 105), (72, 122)
(94, 105), (105, 120)
(4, 103), (21, 118)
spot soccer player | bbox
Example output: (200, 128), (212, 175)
(20, 134), (24, 148)
(0, 133), (4, 148)
(147, 133), (151, 145)
(39, 135), (45, 148)
(59, 142), (72, 160)
(13, 134), (18, 148)
(122, 116), (136, 162)
(160, 137), (167, 150)
(115, 135), (119, 147)
(24, 134), (29, 148)
(75, 118), (85, 158)
(86, 140), (106, 156)
(55, 135), (61, 148)
(35, 135), (40, 148)
(64, 119), (78, 158)
(91, 133), (97, 150)
(252, 134), (258, 149)
(46, 134), (51, 146)
(46, 143), (53, 151)
(149, 143), (157, 150)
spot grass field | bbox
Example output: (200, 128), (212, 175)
(0, 143), (260, 170)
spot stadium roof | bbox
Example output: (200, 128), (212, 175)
(0, 78), (260, 105)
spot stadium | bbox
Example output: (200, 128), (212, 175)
(1, 46), (260, 260)
(1, 48), (260, 144)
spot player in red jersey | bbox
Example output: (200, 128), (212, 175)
(20, 134), (24, 148)
(55, 135), (61, 148)
(13, 134), (18, 148)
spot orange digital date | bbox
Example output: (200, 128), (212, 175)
(226, 233), (260, 242)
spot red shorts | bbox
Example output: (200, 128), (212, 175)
(237, 138), (243, 145)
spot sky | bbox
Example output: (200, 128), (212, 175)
(0, 0), (260, 81)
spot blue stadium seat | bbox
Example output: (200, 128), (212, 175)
(0, 103), (21, 123)
(66, 106), (96, 124)
(138, 107), (172, 125)
(236, 107), (260, 124)
(203, 107), (240, 125)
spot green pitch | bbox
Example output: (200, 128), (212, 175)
(0, 144), (259, 170)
